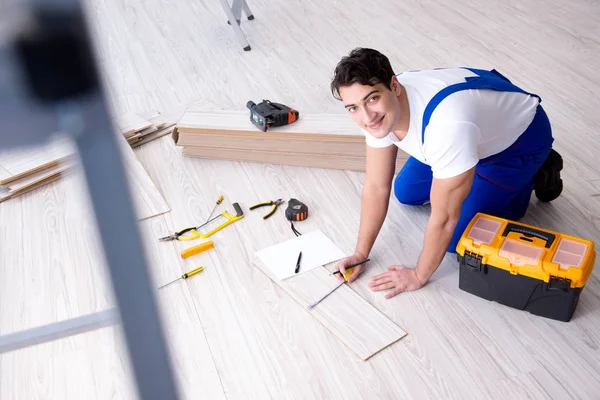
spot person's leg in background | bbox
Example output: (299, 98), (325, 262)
(393, 156), (433, 206)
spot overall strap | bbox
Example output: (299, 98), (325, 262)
(421, 68), (541, 143)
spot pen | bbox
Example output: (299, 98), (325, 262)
(332, 258), (370, 275)
(295, 251), (302, 273)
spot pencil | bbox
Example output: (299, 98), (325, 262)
(332, 258), (370, 275)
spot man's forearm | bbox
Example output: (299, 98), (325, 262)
(415, 213), (458, 284)
(355, 186), (390, 258)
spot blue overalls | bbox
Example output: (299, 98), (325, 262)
(393, 68), (554, 253)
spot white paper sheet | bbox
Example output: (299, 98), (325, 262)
(255, 230), (346, 281)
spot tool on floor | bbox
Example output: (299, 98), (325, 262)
(456, 212), (596, 322)
(250, 198), (284, 219)
(158, 266), (205, 289)
(159, 226), (202, 242)
(205, 194), (224, 223)
(307, 268), (353, 309)
(181, 240), (214, 259)
(295, 251), (302, 274)
(286, 198), (308, 237)
(332, 258), (370, 275)
(246, 99), (299, 132)
(159, 202), (244, 241)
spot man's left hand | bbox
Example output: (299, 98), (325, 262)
(368, 265), (425, 299)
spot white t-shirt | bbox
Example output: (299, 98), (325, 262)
(363, 68), (540, 179)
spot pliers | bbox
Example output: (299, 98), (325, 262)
(250, 198), (284, 219)
(158, 226), (202, 241)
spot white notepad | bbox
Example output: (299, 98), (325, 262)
(255, 230), (346, 281)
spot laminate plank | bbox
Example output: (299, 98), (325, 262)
(115, 134), (171, 221)
(138, 110), (168, 129)
(0, 165), (10, 181)
(114, 111), (152, 138)
(0, 157), (72, 188)
(0, 167), (69, 203)
(176, 133), (366, 156)
(253, 257), (407, 360)
(175, 110), (363, 139)
(182, 146), (406, 173)
(0, 136), (74, 178)
(129, 125), (176, 148)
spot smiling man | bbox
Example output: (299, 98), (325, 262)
(331, 47), (563, 298)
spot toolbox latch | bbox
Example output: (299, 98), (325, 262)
(460, 251), (487, 274)
(548, 276), (572, 291)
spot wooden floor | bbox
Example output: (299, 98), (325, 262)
(2, 0), (600, 398)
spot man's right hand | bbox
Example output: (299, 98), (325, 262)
(334, 252), (368, 283)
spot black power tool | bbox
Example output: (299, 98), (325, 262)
(246, 99), (299, 132)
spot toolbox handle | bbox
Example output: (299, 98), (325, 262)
(502, 223), (555, 249)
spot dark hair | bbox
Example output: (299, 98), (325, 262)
(330, 48), (395, 100)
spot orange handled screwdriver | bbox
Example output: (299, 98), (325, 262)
(181, 240), (214, 259)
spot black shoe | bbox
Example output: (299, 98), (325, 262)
(534, 148), (563, 202)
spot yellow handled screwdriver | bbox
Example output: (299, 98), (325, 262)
(205, 195), (224, 223)
(158, 266), (204, 289)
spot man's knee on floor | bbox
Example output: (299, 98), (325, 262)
(393, 176), (430, 205)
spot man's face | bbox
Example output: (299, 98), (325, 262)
(339, 78), (401, 139)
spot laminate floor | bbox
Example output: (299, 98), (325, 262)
(1, 0), (600, 398)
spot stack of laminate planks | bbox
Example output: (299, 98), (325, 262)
(0, 100), (211, 206)
(0, 133), (171, 220)
(0, 135), (75, 203)
(116, 109), (178, 148)
(172, 103), (407, 172)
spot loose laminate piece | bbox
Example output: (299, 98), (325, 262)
(129, 125), (176, 148)
(0, 168), (67, 203)
(254, 258), (407, 360)
(115, 135), (171, 220)
(114, 112), (153, 138)
(0, 156), (73, 188)
(0, 136), (74, 179)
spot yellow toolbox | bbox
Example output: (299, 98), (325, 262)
(456, 213), (596, 322)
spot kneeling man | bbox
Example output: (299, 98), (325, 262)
(332, 48), (563, 298)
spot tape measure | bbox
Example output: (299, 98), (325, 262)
(285, 198), (308, 236)
(285, 198), (308, 221)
